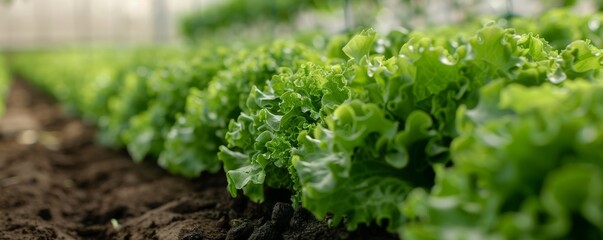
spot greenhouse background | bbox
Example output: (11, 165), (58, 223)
(0, 0), (212, 48)
(0, 0), (591, 48)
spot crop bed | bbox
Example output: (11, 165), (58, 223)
(0, 80), (395, 240)
(3, 8), (603, 239)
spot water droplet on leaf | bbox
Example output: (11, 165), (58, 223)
(438, 54), (456, 66)
(548, 68), (566, 84)
(589, 19), (601, 32)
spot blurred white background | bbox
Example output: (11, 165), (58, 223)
(0, 0), (596, 49)
(0, 0), (218, 49)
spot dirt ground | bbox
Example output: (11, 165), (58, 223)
(0, 80), (398, 240)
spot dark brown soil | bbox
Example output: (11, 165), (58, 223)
(0, 80), (398, 240)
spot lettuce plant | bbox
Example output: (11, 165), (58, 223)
(403, 80), (603, 239)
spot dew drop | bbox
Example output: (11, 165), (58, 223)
(548, 68), (567, 84)
(439, 54), (456, 66)
(589, 19), (601, 32)
(476, 35), (484, 44)
(375, 44), (385, 54)
(367, 66), (375, 77)
(449, 41), (459, 48)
